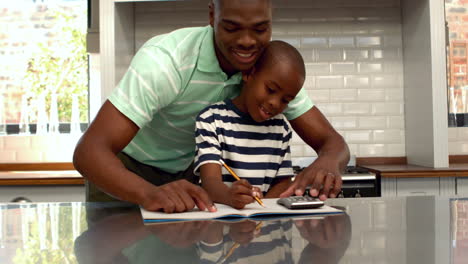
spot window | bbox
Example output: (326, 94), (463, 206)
(446, 0), (468, 127)
(0, 0), (89, 135)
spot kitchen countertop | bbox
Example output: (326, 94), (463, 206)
(0, 170), (84, 185)
(0, 195), (465, 263)
(362, 163), (468, 178)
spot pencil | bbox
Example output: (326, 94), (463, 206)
(219, 159), (265, 207)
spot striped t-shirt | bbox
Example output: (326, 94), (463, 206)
(194, 100), (294, 193)
(108, 25), (313, 174)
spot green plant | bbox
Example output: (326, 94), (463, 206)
(24, 5), (88, 123)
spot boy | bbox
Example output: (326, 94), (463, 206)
(194, 40), (305, 209)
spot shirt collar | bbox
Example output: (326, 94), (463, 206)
(198, 26), (224, 73)
(198, 26), (242, 82)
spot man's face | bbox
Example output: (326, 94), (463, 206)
(209, 0), (272, 76)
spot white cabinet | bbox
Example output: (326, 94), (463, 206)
(381, 176), (458, 197)
(0, 185), (85, 203)
(456, 178), (468, 195)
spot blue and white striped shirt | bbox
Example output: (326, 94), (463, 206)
(194, 100), (294, 193)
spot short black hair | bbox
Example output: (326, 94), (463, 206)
(254, 40), (306, 79)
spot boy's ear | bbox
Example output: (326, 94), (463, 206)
(242, 67), (256, 82)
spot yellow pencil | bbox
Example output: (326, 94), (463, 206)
(219, 221), (263, 263)
(219, 159), (265, 207)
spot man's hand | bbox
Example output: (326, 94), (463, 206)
(280, 157), (342, 201)
(228, 180), (263, 209)
(141, 179), (217, 213)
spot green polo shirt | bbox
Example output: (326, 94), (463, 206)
(108, 26), (313, 174)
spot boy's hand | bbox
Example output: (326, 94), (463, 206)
(228, 180), (262, 209)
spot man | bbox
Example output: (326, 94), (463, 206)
(73, 0), (349, 213)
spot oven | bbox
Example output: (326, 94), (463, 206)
(292, 157), (380, 198)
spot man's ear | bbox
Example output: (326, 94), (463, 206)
(209, 1), (215, 26)
(242, 67), (256, 82)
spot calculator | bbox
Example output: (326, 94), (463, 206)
(277, 196), (324, 209)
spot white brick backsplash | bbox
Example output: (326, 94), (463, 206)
(359, 116), (387, 129)
(384, 61), (403, 73)
(344, 75), (370, 88)
(372, 48), (400, 60)
(341, 22), (369, 35)
(305, 63), (330, 75)
(383, 35), (403, 47)
(4, 136), (31, 149)
(308, 89), (330, 102)
(291, 132), (303, 144)
(448, 127), (459, 141)
(290, 144), (305, 157)
(356, 36), (382, 47)
(373, 129), (403, 143)
(346, 130), (372, 143)
(330, 62), (356, 74)
(357, 88), (385, 101)
(372, 74), (402, 88)
(387, 143), (406, 156)
(43, 148), (74, 162)
(347, 143), (359, 156)
(303, 146), (317, 157)
(388, 116), (405, 129)
(358, 62), (383, 73)
(457, 127), (468, 140)
(343, 103), (372, 115)
(329, 36), (355, 48)
(343, 49), (369, 61)
(275, 35), (301, 48)
(448, 142), (468, 154)
(315, 49), (343, 62)
(331, 89), (358, 101)
(0, 150), (16, 162)
(317, 103), (343, 115)
(303, 76), (315, 89)
(359, 144), (387, 156)
(330, 116), (358, 129)
(372, 102), (402, 115)
(385, 88), (404, 101)
(301, 36), (328, 48)
(315, 75), (343, 89)
(16, 150), (43, 162)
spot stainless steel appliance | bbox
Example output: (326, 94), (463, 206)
(292, 157), (380, 198)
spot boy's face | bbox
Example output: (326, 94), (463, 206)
(210, 0), (272, 75)
(240, 64), (304, 122)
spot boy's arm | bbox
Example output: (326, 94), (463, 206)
(200, 163), (256, 209)
(200, 163), (232, 205)
(265, 177), (292, 198)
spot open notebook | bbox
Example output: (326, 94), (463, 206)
(141, 198), (343, 223)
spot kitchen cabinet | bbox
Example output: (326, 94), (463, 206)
(382, 176), (457, 197)
(0, 186), (85, 203)
(0, 171), (85, 202)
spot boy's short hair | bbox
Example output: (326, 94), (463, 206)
(254, 40), (305, 79)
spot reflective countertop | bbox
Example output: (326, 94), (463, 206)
(0, 196), (466, 264)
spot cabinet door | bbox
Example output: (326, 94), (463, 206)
(456, 178), (468, 195)
(0, 185), (85, 202)
(396, 178), (440, 196)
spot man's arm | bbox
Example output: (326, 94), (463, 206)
(281, 106), (350, 200)
(73, 100), (215, 213)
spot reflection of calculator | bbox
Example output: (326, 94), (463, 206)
(277, 196), (324, 209)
